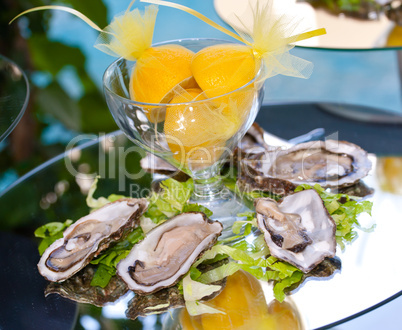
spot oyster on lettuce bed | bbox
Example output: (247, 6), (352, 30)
(38, 198), (148, 282)
(239, 140), (372, 196)
(117, 212), (223, 295)
(255, 189), (337, 273)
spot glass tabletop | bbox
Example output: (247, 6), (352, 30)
(1, 103), (401, 329)
(0, 54), (30, 143)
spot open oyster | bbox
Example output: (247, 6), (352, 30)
(240, 140), (372, 195)
(117, 212), (223, 295)
(38, 198), (148, 282)
(256, 189), (336, 273)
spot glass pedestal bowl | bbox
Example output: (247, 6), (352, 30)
(104, 39), (264, 236)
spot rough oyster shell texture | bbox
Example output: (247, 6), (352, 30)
(240, 140), (372, 195)
(45, 265), (128, 307)
(38, 198), (148, 282)
(117, 212), (223, 295)
(256, 189), (337, 273)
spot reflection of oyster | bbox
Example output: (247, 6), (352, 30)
(45, 265), (128, 307)
(256, 190), (336, 273)
(38, 198), (148, 282)
(127, 286), (185, 320)
(117, 212), (223, 295)
(285, 257), (342, 294)
(126, 259), (228, 320)
(240, 140), (372, 195)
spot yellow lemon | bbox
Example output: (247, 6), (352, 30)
(129, 44), (194, 122)
(191, 44), (258, 125)
(191, 44), (257, 99)
(164, 88), (233, 168)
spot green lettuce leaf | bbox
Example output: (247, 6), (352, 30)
(86, 176), (128, 210)
(90, 263), (115, 288)
(89, 227), (144, 288)
(182, 273), (224, 316)
(295, 184), (374, 249)
(34, 220), (73, 255)
(192, 237), (302, 302)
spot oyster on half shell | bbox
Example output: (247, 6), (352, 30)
(38, 198), (148, 282)
(256, 189), (336, 273)
(117, 212), (223, 295)
(240, 140), (372, 195)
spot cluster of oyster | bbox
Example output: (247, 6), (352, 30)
(38, 199), (223, 299)
(37, 125), (373, 316)
(238, 126), (372, 273)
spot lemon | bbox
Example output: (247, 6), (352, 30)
(129, 44), (194, 122)
(191, 44), (257, 124)
(164, 88), (232, 168)
(191, 44), (257, 99)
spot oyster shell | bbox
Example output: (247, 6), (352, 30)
(38, 198), (148, 282)
(45, 265), (128, 307)
(117, 212), (223, 295)
(240, 140), (372, 195)
(256, 189), (336, 273)
(284, 257), (342, 294)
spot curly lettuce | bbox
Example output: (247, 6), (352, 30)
(295, 184), (374, 249)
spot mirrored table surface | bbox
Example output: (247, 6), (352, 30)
(1, 103), (402, 329)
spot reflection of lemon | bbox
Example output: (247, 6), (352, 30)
(180, 270), (302, 330)
(129, 44), (194, 121)
(377, 157), (402, 194)
(164, 88), (227, 167)
(386, 26), (402, 47)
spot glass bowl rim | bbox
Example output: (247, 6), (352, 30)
(0, 54), (30, 142)
(102, 37), (263, 107)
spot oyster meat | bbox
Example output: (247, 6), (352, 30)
(240, 140), (372, 195)
(256, 189), (336, 273)
(117, 212), (223, 295)
(38, 198), (148, 282)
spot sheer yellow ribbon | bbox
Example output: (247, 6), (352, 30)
(9, 0), (157, 61)
(141, 0), (326, 45)
(9, 5), (104, 32)
(141, 0), (326, 79)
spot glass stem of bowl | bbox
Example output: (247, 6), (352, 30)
(192, 176), (225, 201)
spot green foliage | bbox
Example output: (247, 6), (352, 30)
(309, 0), (377, 12)
(0, 0), (113, 189)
